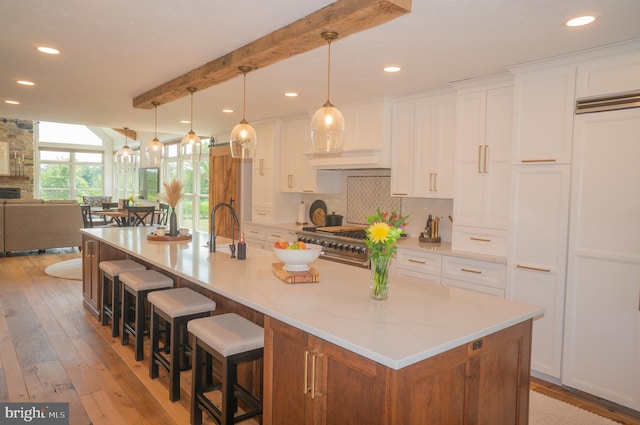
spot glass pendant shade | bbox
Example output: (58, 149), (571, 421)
(310, 102), (345, 153)
(310, 31), (344, 154)
(181, 87), (202, 160)
(230, 120), (257, 158)
(230, 66), (256, 159)
(114, 127), (137, 174)
(145, 102), (164, 166)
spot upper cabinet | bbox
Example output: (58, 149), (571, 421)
(575, 41), (640, 98)
(305, 100), (392, 169)
(390, 91), (456, 199)
(511, 65), (576, 164)
(279, 116), (339, 194)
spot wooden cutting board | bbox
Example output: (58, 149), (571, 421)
(315, 225), (366, 233)
(272, 262), (320, 284)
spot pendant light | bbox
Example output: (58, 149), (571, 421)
(310, 31), (345, 154)
(145, 101), (164, 166)
(114, 127), (137, 174)
(180, 87), (202, 160)
(230, 66), (257, 159)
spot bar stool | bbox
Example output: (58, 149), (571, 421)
(148, 287), (217, 402)
(188, 313), (264, 425)
(99, 259), (146, 337)
(119, 269), (173, 361)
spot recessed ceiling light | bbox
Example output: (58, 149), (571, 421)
(284, 92), (299, 97)
(17, 80), (35, 86)
(36, 46), (60, 55)
(222, 108), (234, 113)
(384, 66), (401, 73)
(565, 15), (596, 27)
(5, 100), (20, 105)
(180, 120), (190, 124)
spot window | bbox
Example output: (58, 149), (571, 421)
(39, 150), (104, 201)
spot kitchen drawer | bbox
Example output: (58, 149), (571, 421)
(395, 268), (441, 284)
(243, 223), (266, 240)
(245, 237), (267, 250)
(251, 205), (273, 223)
(452, 226), (508, 257)
(396, 248), (442, 276)
(442, 277), (505, 298)
(441, 255), (506, 290)
(265, 227), (297, 243)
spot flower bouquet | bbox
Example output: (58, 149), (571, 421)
(365, 209), (408, 300)
(158, 179), (185, 236)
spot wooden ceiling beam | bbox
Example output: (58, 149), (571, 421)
(113, 128), (137, 141)
(132, 0), (411, 109)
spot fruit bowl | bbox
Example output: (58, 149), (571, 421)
(273, 243), (322, 271)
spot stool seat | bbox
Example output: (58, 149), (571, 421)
(99, 260), (145, 337)
(99, 259), (145, 276)
(120, 269), (173, 292)
(148, 288), (216, 318)
(148, 287), (216, 402)
(188, 314), (264, 357)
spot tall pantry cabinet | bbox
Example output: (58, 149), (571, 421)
(452, 76), (513, 256)
(507, 64), (576, 380)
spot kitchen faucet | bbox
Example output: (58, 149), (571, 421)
(209, 202), (239, 257)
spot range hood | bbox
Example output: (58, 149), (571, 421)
(304, 149), (391, 169)
(576, 90), (640, 114)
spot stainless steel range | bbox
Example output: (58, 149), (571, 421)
(296, 226), (370, 269)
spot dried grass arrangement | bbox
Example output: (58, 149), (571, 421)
(159, 178), (185, 208)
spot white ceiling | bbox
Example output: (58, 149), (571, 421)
(2, 0), (640, 145)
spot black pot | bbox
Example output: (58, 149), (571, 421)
(325, 212), (343, 226)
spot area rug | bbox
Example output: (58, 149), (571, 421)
(44, 258), (82, 280)
(529, 391), (619, 425)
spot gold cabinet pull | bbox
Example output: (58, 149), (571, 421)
(304, 350), (310, 394)
(516, 264), (551, 273)
(303, 189), (315, 193)
(470, 237), (491, 242)
(392, 192), (409, 196)
(287, 174), (293, 188)
(461, 268), (482, 274)
(429, 173), (433, 191)
(521, 159), (557, 163)
(477, 145), (483, 174)
(408, 259), (427, 264)
(433, 172), (438, 191)
(259, 159), (265, 176)
(483, 144), (488, 173)
(311, 352), (317, 399)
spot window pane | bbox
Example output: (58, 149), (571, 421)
(75, 165), (103, 201)
(180, 198), (193, 229)
(40, 188), (70, 200)
(75, 152), (102, 163)
(165, 161), (178, 182)
(197, 196), (209, 232)
(40, 164), (70, 188)
(182, 161), (194, 193)
(40, 150), (70, 161)
(166, 144), (178, 158)
(199, 160), (209, 196)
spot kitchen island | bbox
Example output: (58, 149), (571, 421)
(81, 227), (542, 424)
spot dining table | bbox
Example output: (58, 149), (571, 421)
(94, 208), (161, 227)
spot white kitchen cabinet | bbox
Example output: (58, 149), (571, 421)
(562, 107), (640, 411)
(394, 247), (441, 283)
(575, 42), (640, 98)
(280, 116), (340, 194)
(251, 120), (299, 224)
(452, 80), (513, 256)
(511, 65), (576, 164)
(306, 100), (392, 169)
(242, 223), (297, 250)
(390, 91), (455, 199)
(441, 255), (506, 298)
(508, 164), (571, 380)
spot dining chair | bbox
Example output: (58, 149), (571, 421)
(158, 203), (170, 226)
(127, 206), (156, 227)
(102, 202), (119, 210)
(81, 205), (94, 228)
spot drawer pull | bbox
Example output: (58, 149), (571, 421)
(304, 350), (310, 394)
(392, 192), (409, 196)
(248, 230), (260, 234)
(408, 259), (426, 265)
(461, 268), (482, 274)
(521, 159), (557, 163)
(516, 264), (551, 273)
(470, 237), (491, 242)
(270, 233), (283, 238)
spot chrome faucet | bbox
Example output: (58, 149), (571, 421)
(209, 202), (239, 257)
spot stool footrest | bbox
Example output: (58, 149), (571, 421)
(195, 385), (262, 425)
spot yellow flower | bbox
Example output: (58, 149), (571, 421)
(368, 222), (391, 243)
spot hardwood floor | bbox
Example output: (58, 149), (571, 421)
(0, 250), (638, 425)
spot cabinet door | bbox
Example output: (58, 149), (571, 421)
(508, 165), (570, 378)
(512, 66), (575, 164)
(280, 117), (318, 193)
(264, 317), (312, 425)
(252, 122), (275, 209)
(82, 235), (100, 316)
(563, 108), (640, 410)
(412, 98), (437, 197)
(431, 96), (456, 198)
(390, 101), (415, 197)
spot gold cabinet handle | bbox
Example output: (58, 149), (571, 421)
(521, 159), (557, 163)
(477, 145), (483, 174)
(259, 159), (264, 176)
(311, 352), (317, 399)
(429, 173), (433, 191)
(433, 172), (438, 191)
(304, 350), (310, 394)
(483, 144), (488, 173)
(470, 237), (491, 242)
(516, 264), (551, 273)
(248, 230), (260, 234)
(303, 189), (315, 193)
(288, 174), (293, 188)
(392, 192), (409, 196)
(461, 268), (482, 274)
(270, 233), (283, 238)
(84, 239), (93, 257)
(408, 259), (427, 264)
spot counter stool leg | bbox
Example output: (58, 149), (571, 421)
(134, 291), (145, 361)
(191, 339), (204, 425)
(111, 278), (121, 337)
(169, 317), (181, 401)
(221, 357), (234, 425)
(149, 305), (161, 379)
(121, 288), (131, 347)
(101, 273), (109, 327)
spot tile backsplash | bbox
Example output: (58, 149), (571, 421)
(301, 169), (453, 242)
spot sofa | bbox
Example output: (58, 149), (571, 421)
(0, 199), (84, 254)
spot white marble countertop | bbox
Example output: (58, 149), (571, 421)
(82, 227), (541, 370)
